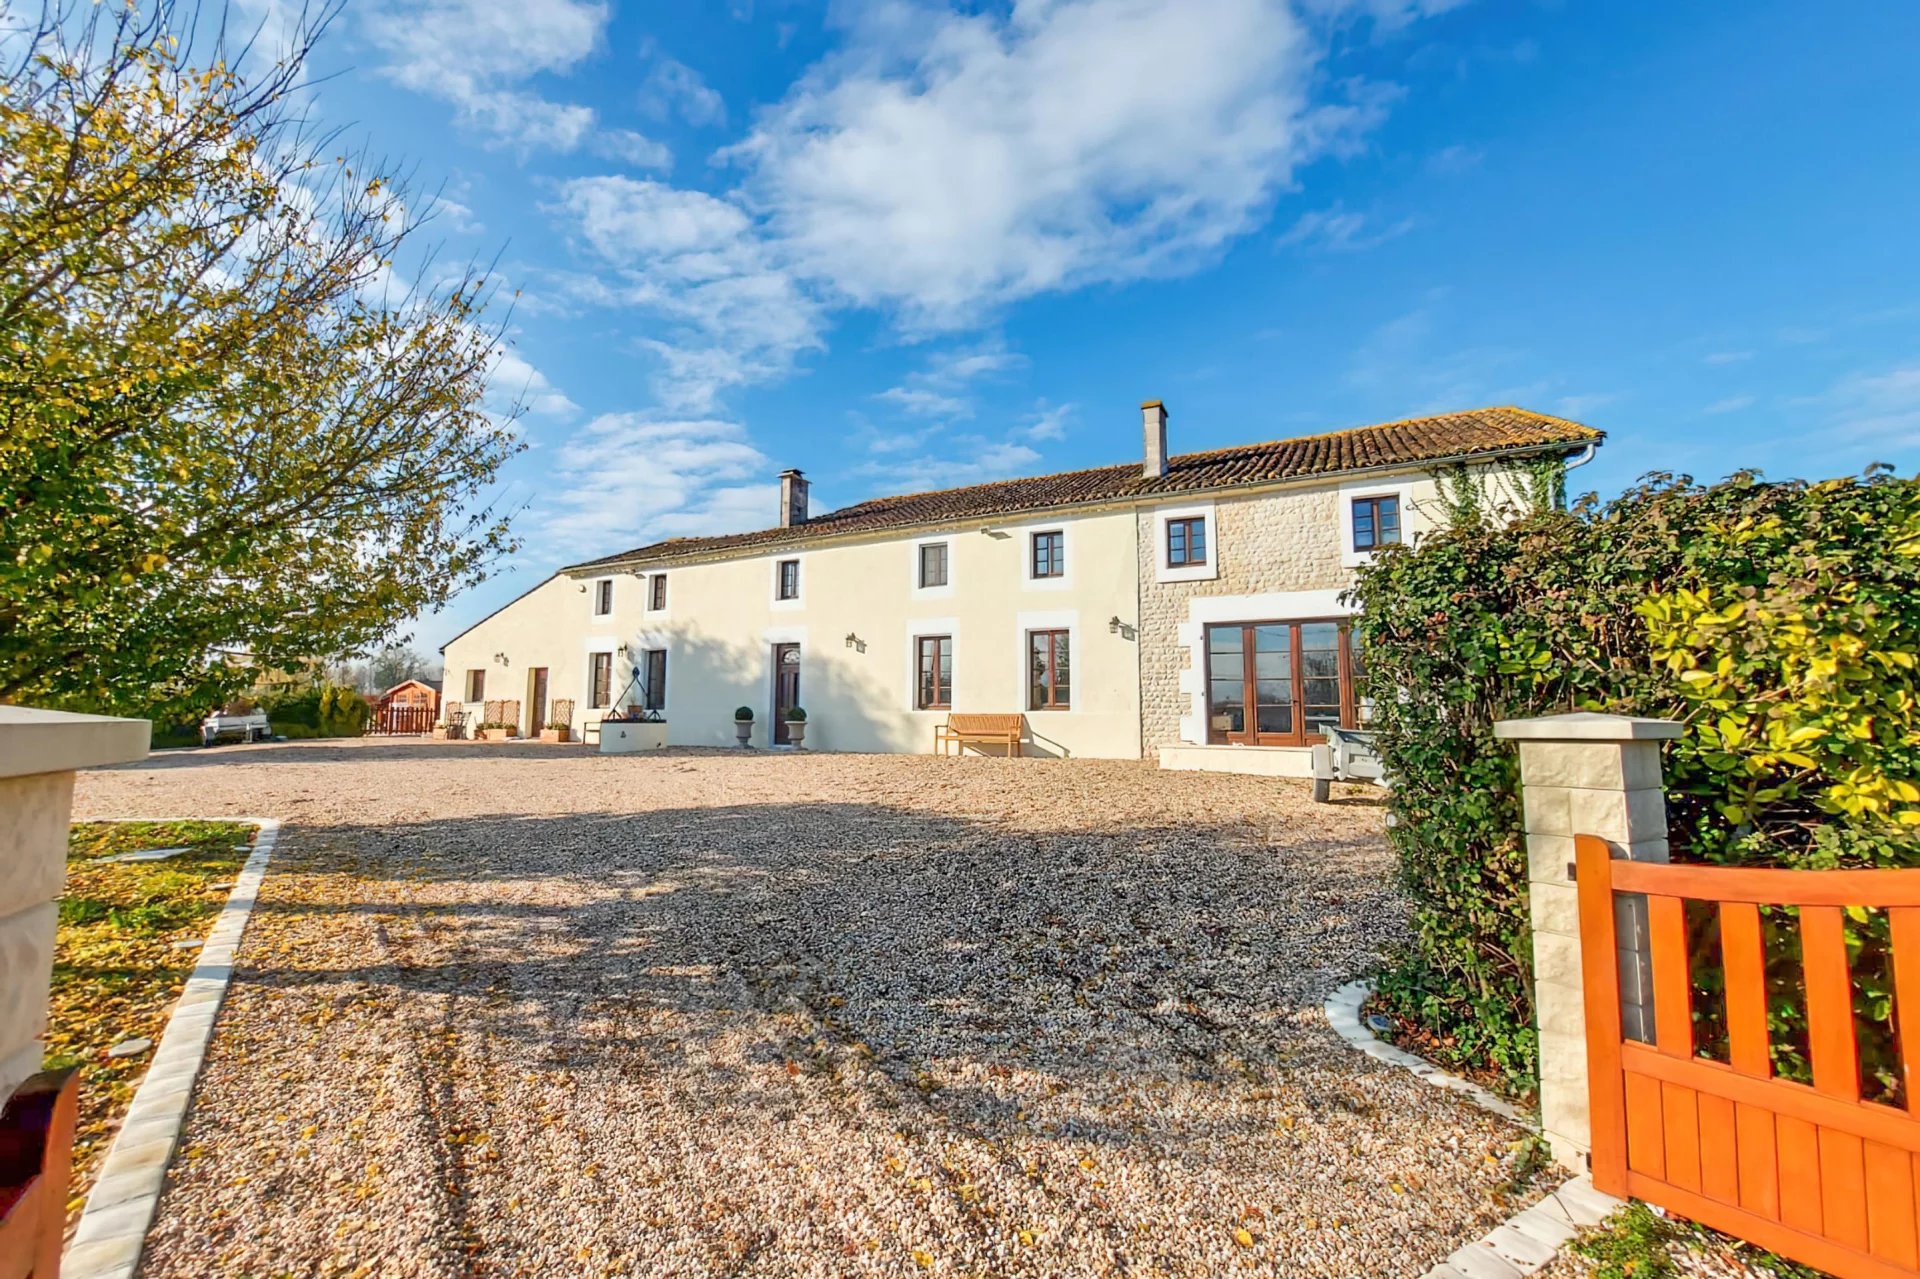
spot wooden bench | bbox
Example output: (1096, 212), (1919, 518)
(934, 713), (1026, 758)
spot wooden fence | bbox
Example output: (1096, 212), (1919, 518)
(371, 703), (437, 735)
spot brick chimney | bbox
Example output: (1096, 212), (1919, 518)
(1141, 400), (1168, 479)
(779, 468), (809, 528)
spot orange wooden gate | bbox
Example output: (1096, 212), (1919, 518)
(1577, 834), (1920, 1278)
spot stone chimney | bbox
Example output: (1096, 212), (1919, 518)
(779, 469), (809, 528)
(1141, 400), (1168, 479)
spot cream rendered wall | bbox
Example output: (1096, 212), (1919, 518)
(592, 506), (1143, 758)
(439, 571), (621, 736)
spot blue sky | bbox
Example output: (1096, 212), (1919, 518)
(268, 1), (1920, 650)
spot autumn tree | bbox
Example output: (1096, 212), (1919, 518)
(0, 2), (523, 721)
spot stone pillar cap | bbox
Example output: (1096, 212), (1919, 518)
(1493, 711), (1682, 742)
(0, 705), (149, 778)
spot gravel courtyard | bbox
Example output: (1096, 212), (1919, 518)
(76, 740), (1538, 1278)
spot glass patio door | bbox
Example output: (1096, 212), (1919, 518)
(1205, 620), (1360, 747)
(1206, 623), (1298, 745)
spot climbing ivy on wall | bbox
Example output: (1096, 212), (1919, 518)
(1350, 467), (1920, 1095)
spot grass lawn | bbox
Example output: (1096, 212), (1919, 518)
(49, 820), (257, 1211)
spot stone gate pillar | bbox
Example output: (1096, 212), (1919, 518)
(0, 707), (149, 1092)
(1493, 711), (1681, 1171)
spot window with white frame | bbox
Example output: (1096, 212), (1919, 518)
(776, 558), (800, 600)
(593, 578), (613, 616)
(649, 574), (667, 611)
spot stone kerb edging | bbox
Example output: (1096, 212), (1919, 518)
(64, 817), (282, 1279)
(1324, 979), (1624, 1278)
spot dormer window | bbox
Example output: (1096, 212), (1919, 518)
(1352, 495), (1401, 551)
(592, 579), (613, 616)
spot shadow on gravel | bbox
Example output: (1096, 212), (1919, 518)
(236, 800), (1403, 1149)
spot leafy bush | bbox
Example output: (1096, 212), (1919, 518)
(261, 683), (371, 738)
(1353, 469), (1920, 1095)
(734, 705), (755, 721)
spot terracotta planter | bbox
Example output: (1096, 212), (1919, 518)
(539, 727), (571, 743)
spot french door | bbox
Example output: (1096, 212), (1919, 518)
(1204, 620), (1361, 746)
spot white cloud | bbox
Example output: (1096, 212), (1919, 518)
(1425, 143), (1483, 175)
(549, 177), (824, 411)
(871, 339), (1027, 419)
(360, 0), (642, 157)
(641, 51), (728, 127)
(1703, 394), (1756, 416)
(1825, 363), (1920, 448)
(489, 345), (579, 419)
(1276, 203), (1414, 252)
(538, 414), (772, 548)
(875, 386), (972, 417)
(594, 129), (675, 170)
(1300, 0), (1471, 30)
(1023, 402), (1074, 442)
(721, 0), (1390, 328)
(1703, 350), (1754, 365)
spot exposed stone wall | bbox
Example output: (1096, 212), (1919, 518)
(1136, 484), (1351, 753)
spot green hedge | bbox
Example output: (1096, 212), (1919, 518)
(1350, 469), (1920, 1096)
(259, 684), (370, 738)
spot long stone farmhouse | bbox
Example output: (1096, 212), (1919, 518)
(439, 403), (1601, 774)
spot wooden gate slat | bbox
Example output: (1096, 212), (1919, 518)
(1865, 1139), (1920, 1267)
(1663, 1082), (1704, 1193)
(1822, 1127), (1871, 1251)
(1734, 1101), (1780, 1220)
(1626, 1071), (1668, 1180)
(1721, 901), (1772, 1078)
(1649, 894), (1694, 1059)
(1892, 907), (1920, 1118)
(1576, 834), (1631, 1195)
(1697, 1091), (1739, 1205)
(1778, 1115), (1825, 1235)
(1802, 904), (1862, 1103)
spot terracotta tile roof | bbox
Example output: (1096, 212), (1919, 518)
(564, 406), (1599, 572)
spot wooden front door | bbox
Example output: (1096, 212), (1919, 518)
(772, 644), (800, 745)
(1578, 835), (1920, 1278)
(528, 668), (549, 735)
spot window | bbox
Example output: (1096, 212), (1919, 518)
(918, 542), (949, 588)
(649, 574), (667, 611)
(1028, 630), (1071, 710)
(1166, 516), (1207, 567)
(589, 652), (613, 709)
(776, 558), (800, 600)
(1203, 619), (1363, 747)
(593, 578), (613, 616)
(1352, 495), (1401, 551)
(641, 649), (666, 711)
(465, 669), (485, 703)
(916, 635), (953, 710)
(1030, 530), (1064, 579)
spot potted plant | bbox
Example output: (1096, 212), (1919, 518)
(783, 705), (808, 748)
(540, 718), (571, 743)
(733, 705), (755, 747)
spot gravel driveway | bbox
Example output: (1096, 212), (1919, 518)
(76, 740), (1537, 1278)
